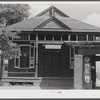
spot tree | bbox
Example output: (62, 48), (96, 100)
(0, 4), (31, 81)
(0, 28), (20, 80)
(0, 4), (30, 25)
(0, 28), (20, 59)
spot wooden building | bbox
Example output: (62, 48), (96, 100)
(2, 6), (100, 89)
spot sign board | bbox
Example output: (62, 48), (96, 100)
(45, 45), (62, 49)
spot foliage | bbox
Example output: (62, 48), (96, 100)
(0, 28), (20, 59)
(0, 4), (31, 59)
(0, 4), (30, 25)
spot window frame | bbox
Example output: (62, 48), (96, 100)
(14, 44), (35, 69)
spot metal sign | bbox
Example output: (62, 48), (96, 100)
(45, 45), (62, 49)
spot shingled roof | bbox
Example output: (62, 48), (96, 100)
(6, 5), (100, 32)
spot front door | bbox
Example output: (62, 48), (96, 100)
(38, 44), (70, 77)
(43, 49), (60, 77)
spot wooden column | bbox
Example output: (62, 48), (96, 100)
(86, 34), (88, 41)
(76, 35), (78, 41)
(68, 34), (70, 41)
(74, 54), (83, 89)
(35, 33), (38, 78)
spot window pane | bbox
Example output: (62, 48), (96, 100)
(20, 34), (28, 40)
(78, 35), (86, 41)
(70, 59), (74, 68)
(38, 34), (44, 40)
(88, 35), (93, 41)
(30, 58), (34, 67)
(16, 58), (19, 66)
(31, 47), (34, 57)
(30, 34), (36, 40)
(62, 34), (68, 41)
(71, 35), (76, 41)
(71, 48), (74, 57)
(46, 34), (53, 40)
(54, 34), (61, 40)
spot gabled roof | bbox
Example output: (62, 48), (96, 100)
(6, 5), (100, 32)
(35, 5), (69, 17)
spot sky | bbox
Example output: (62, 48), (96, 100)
(27, 2), (100, 28)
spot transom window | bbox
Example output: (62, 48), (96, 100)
(62, 34), (68, 41)
(46, 34), (53, 40)
(88, 35), (93, 41)
(78, 35), (86, 41)
(30, 34), (36, 40)
(13, 34), (29, 40)
(38, 34), (45, 40)
(70, 35), (76, 41)
(54, 34), (61, 41)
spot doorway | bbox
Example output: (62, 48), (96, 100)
(38, 44), (72, 77)
(43, 49), (61, 77)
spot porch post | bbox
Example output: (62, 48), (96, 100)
(35, 33), (38, 78)
(74, 54), (83, 89)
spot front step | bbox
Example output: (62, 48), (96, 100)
(1, 77), (74, 89)
(1, 78), (42, 86)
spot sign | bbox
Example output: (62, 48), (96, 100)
(45, 45), (62, 49)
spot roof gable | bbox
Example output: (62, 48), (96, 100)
(35, 6), (69, 17)
(35, 17), (71, 30)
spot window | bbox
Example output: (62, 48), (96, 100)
(15, 45), (35, 69)
(54, 34), (61, 41)
(38, 34), (44, 40)
(30, 46), (35, 68)
(13, 34), (29, 40)
(62, 34), (68, 41)
(15, 57), (19, 68)
(20, 34), (29, 40)
(70, 35), (76, 41)
(88, 35), (93, 41)
(78, 35), (86, 41)
(46, 34), (53, 40)
(70, 48), (74, 69)
(30, 34), (36, 40)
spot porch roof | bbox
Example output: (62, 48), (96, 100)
(64, 41), (100, 48)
